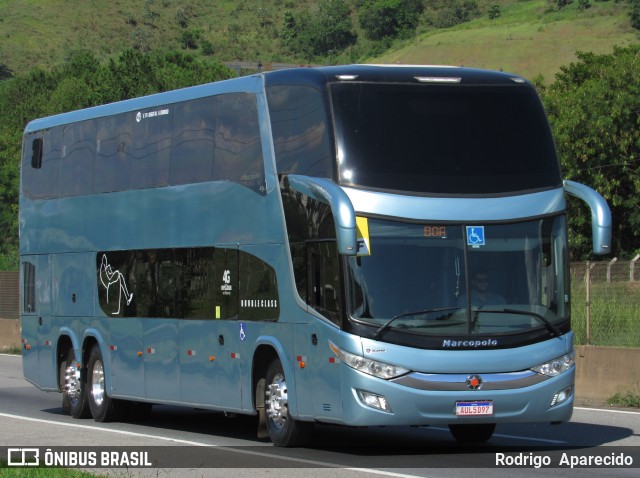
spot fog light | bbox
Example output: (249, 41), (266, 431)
(550, 386), (572, 407)
(356, 389), (392, 413)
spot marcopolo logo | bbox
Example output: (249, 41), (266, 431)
(442, 339), (498, 349)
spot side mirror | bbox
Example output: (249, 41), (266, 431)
(287, 175), (357, 255)
(563, 180), (612, 255)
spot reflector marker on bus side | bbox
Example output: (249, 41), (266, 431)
(187, 349), (196, 356)
(109, 345), (117, 351)
(297, 355), (307, 369)
(146, 348), (155, 354)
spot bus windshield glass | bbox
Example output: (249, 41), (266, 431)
(331, 82), (561, 195)
(346, 216), (569, 339)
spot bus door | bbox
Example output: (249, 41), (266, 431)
(210, 246), (242, 410)
(20, 255), (54, 389)
(293, 240), (343, 420)
(108, 317), (144, 399)
(180, 246), (239, 408)
(51, 253), (95, 390)
(141, 249), (180, 402)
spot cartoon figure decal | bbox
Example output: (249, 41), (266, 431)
(99, 254), (134, 315)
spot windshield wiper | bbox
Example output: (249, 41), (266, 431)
(373, 307), (461, 339)
(479, 308), (562, 337)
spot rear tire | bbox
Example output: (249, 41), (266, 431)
(87, 344), (125, 422)
(264, 359), (312, 447)
(61, 348), (90, 419)
(449, 423), (496, 443)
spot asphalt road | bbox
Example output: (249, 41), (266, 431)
(1, 353), (639, 478)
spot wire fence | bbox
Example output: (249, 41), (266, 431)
(570, 257), (640, 347)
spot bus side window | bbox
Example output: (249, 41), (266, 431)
(307, 241), (341, 325)
(31, 138), (43, 169)
(22, 262), (36, 314)
(94, 114), (133, 193)
(212, 93), (265, 194)
(60, 121), (96, 197)
(239, 251), (280, 321)
(131, 110), (172, 189)
(170, 97), (216, 185)
(267, 84), (334, 178)
(22, 128), (62, 199)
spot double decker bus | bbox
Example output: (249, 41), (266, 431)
(20, 65), (611, 446)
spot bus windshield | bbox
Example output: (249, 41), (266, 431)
(346, 216), (569, 340)
(331, 82), (561, 195)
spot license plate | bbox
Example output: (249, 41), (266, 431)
(455, 400), (494, 416)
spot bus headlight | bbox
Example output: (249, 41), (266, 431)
(531, 350), (575, 377)
(329, 341), (409, 379)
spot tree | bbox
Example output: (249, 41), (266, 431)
(630, 0), (640, 30)
(541, 46), (640, 258)
(359, 0), (424, 40)
(280, 0), (356, 58)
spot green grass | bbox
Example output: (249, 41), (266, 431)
(376, 0), (639, 82)
(608, 389), (640, 408)
(571, 282), (640, 347)
(0, 0), (637, 81)
(0, 469), (95, 477)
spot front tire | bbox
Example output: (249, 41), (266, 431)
(264, 359), (312, 447)
(87, 344), (124, 422)
(60, 348), (90, 418)
(449, 423), (496, 443)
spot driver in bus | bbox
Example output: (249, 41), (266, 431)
(458, 268), (506, 308)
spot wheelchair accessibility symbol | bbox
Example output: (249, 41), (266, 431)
(466, 226), (485, 247)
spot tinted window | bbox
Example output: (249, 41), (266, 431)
(23, 94), (266, 198)
(95, 114), (132, 193)
(60, 121), (96, 196)
(212, 93), (265, 194)
(239, 250), (279, 321)
(22, 262), (36, 314)
(131, 108), (172, 189)
(308, 240), (341, 325)
(331, 83), (562, 195)
(97, 247), (251, 321)
(22, 129), (62, 199)
(170, 98), (215, 185)
(267, 85), (334, 178)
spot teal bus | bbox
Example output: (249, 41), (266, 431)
(20, 65), (611, 446)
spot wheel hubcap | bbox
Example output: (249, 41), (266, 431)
(91, 360), (105, 407)
(64, 362), (82, 402)
(266, 373), (288, 429)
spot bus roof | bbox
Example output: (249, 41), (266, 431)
(24, 64), (528, 133)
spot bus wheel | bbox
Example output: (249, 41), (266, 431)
(87, 344), (124, 422)
(264, 359), (312, 447)
(448, 423), (496, 443)
(60, 348), (90, 419)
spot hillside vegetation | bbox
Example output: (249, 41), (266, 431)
(375, 0), (639, 81)
(0, 0), (638, 81)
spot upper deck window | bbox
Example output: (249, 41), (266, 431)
(267, 85), (334, 178)
(331, 82), (561, 195)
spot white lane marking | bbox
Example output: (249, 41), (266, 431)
(574, 406), (640, 416)
(0, 412), (424, 478)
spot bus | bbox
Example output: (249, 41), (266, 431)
(20, 65), (611, 446)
